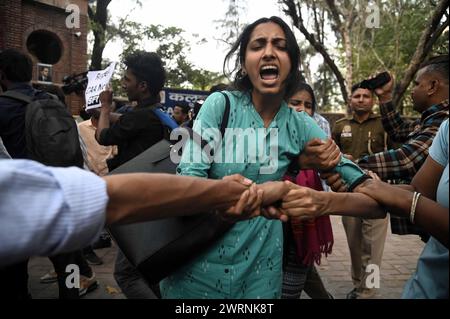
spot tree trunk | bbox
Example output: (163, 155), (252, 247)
(342, 27), (353, 113)
(89, 0), (112, 71)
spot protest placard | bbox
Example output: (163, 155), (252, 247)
(85, 62), (116, 110)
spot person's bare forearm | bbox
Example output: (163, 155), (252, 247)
(358, 182), (448, 247)
(95, 90), (114, 142)
(412, 197), (448, 248)
(281, 183), (386, 220)
(258, 181), (290, 206)
(381, 189), (448, 247)
(103, 174), (247, 224)
(95, 108), (111, 142)
(325, 192), (387, 219)
(109, 112), (122, 124)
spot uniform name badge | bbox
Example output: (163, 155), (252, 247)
(341, 125), (352, 138)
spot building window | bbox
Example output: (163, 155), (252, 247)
(26, 30), (62, 64)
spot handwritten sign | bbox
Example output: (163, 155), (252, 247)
(85, 62), (116, 110)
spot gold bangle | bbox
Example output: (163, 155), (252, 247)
(410, 192), (421, 224)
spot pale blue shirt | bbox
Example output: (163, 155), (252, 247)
(0, 159), (108, 267)
(313, 112), (331, 191)
(402, 119), (449, 299)
(313, 112), (331, 138)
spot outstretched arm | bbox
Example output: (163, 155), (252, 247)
(0, 161), (261, 266)
(356, 156), (448, 248)
(103, 173), (258, 225)
(281, 181), (386, 220)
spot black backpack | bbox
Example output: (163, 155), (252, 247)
(1, 91), (83, 167)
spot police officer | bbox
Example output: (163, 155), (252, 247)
(332, 82), (390, 299)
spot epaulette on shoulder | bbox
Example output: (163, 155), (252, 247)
(335, 117), (348, 124)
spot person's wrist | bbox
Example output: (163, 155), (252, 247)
(322, 192), (332, 216)
(298, 153), (312, 169)
(220, 178), (246, 197)
(353, 176), (373, 193)
(260, 181), (281, 205)
(101, 104), (111, 111)
(378, 94), (393, 105)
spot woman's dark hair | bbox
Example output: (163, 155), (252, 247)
(292, 82), (317, 114)
(223, 16), (301, 98)
(124, 51), (166, 98)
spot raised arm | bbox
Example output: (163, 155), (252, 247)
(374, 73), (417, 142)
(95, 89), (113, 143)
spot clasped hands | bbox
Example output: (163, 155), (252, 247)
(220, 138), (343, 221)
(220, 175), (329, 222)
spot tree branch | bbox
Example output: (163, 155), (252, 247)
(325, 0), (343, 32)
(423, 16), (449, 54)
(281, 0), (349, 104)
(393, 0), (449, 107)
(88, 5), (94, 21)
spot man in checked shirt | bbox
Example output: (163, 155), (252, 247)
(357, 55), (449, 183)
(356, 56), (449, 241)
(322, 56), (448, 201)
(304, 55), (448, 298)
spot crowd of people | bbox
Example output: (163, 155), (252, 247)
(0, 15), (448, 300)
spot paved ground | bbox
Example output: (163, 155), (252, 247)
(28, 215), (424, 299)
(315, 216), (424, 299)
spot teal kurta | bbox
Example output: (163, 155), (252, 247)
(160, 91), (366, 299)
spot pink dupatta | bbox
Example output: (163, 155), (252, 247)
(284, 170), (334, 265)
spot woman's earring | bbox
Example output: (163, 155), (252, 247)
(241, 69), (247, 77)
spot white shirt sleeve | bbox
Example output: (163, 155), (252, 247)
(0, 159), (108, 266)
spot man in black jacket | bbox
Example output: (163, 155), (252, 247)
(95, 51), (167, 171)
(95, 51), (171, 298)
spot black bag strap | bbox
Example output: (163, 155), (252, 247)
(219, 91), (230, 137)
(174, 91), (230, 154)
(0, 91), (33, 104)
(1, 90), (59, 104)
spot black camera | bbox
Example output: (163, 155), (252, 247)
(360, 72), (391, 90)
(61, 72), (88, 95)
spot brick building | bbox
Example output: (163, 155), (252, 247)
(0, 0), (89, 114)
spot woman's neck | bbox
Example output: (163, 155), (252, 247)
(251, 91), (285, 128)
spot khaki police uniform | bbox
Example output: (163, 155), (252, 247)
(332, 113), (389, 298)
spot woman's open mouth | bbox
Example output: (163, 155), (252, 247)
(259, 65), (279, 83)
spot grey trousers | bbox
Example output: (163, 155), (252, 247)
(342, 215), (389, 298)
